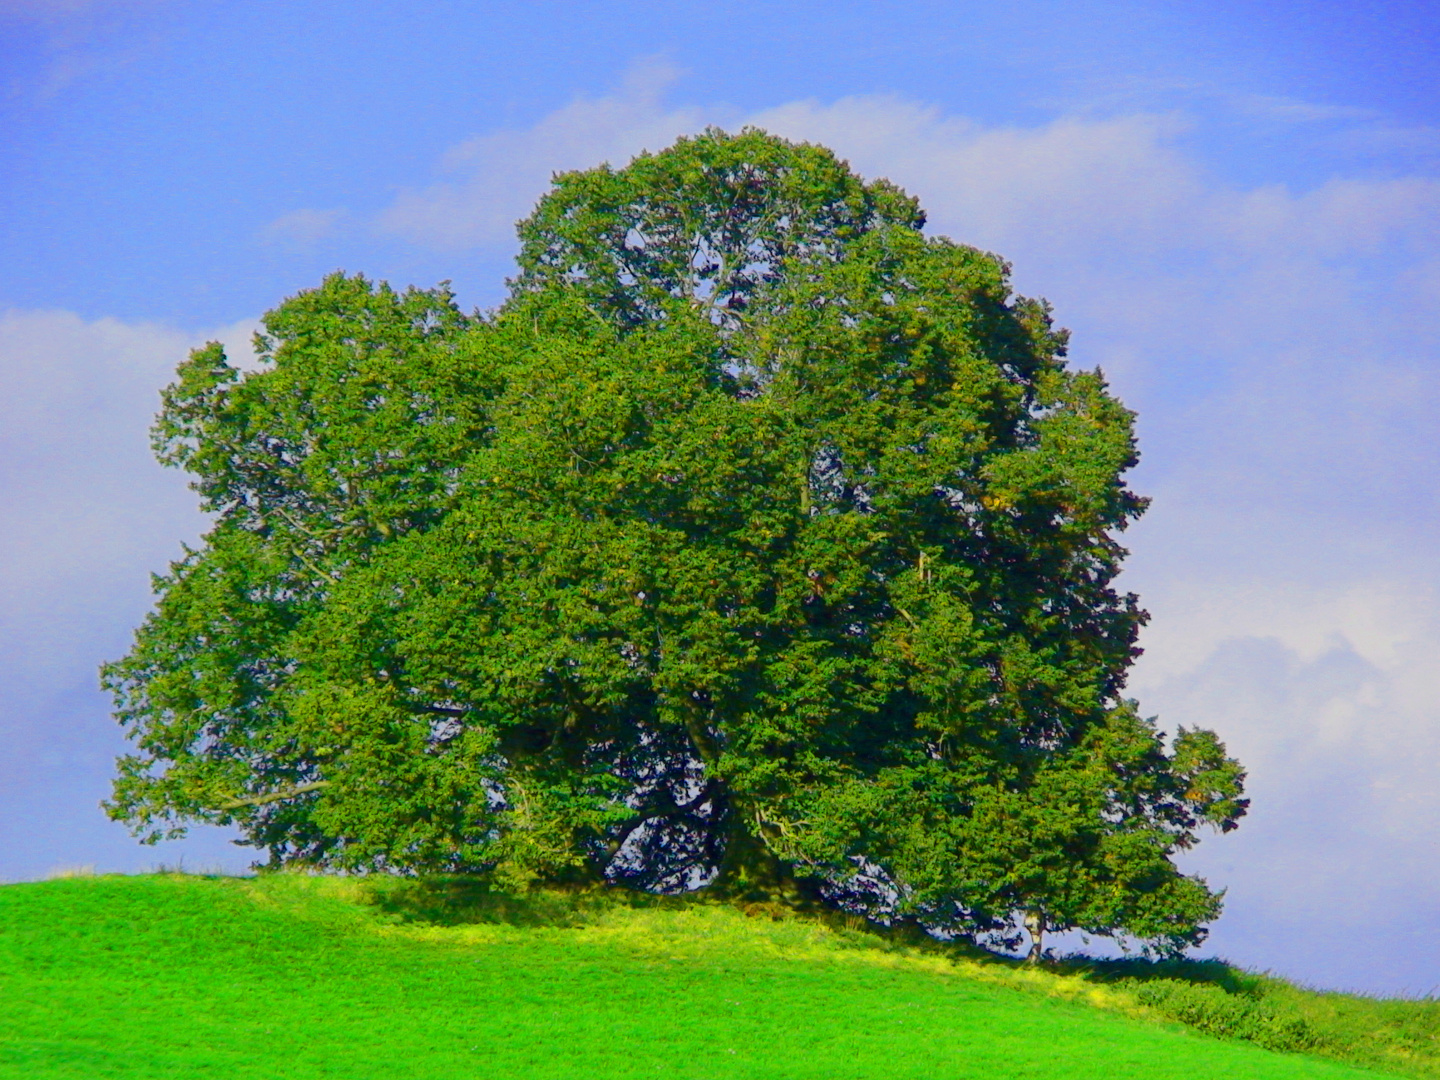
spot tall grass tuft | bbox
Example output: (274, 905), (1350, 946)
(1053, 955), (1440, 1078)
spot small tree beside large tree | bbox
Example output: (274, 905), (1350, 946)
(104, 128), (1246, 957)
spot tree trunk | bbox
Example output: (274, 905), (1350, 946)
(1024, 909), (1044, 963)
(706, 797), (817, 907)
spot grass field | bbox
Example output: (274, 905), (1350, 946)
(0, 872), (1424, 1079)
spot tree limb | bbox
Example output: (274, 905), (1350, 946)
(604, 779), (718, 858)
(216, 780), (329, 810)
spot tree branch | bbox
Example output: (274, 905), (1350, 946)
(604, 779), (718, 858)
(216, 780), (329, 810)
(679, 693), (722, 768)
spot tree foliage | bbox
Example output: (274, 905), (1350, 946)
(105, 128), (1246, 955)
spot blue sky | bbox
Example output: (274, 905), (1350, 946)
(2, 0), (1437, 995)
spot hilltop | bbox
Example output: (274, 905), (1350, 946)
(0, 873), (1429, 1079)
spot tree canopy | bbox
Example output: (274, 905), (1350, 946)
(105, 128), (1246, 956)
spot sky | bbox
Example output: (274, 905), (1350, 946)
(1, 0), (1437, 996)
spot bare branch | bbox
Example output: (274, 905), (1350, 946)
(216, 780), (329, 810)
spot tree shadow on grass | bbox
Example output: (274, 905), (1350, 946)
(1057, 955), (1260, 995)
(359, 875), (689, 929)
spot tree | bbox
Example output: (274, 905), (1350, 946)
(105, 128), (1246, 955)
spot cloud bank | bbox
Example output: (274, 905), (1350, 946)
(378, 60), (710, 251)
(259, 208), (347, 252)
(0, 309), (251, 879)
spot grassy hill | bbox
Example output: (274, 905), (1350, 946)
(0, 873), (1430, 1079)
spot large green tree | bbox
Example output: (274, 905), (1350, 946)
(105, 129), (1246, 956)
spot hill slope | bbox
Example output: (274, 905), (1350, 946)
(0, 874), (1403, 1079)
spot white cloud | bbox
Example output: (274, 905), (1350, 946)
(258, 208), (345, 252)
(1218, 175), (1440, 257)
(2, 0), (177, 102)
(1131, 580), (1440, 855)
(751, 99), (1202, 256)
(1137, 594), (1440, 993)
(0, 309), (222, 670)
(745, 95), (1440, 293)
(0, 0), (143, 17)
(0, 307), (253, 878)
(1230, 94), (1377, 125)
(1135, 580), (1434, 686)
(0, 306), (264, 701)
(378, 58), (711, 250)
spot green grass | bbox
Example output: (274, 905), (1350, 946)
(0, 872), (1417, 1079)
